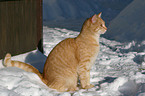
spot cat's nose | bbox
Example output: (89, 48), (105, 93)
(104, 26), (107, 30)
(103, 25), (107, 30)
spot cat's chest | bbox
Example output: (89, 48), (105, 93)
(90, 47), (99, 63)
(85, 45), (100, 70)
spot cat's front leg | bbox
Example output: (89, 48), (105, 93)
(78, 65), (94, 89)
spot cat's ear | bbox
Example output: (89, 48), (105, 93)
(91, 14), (97, 23)
(97, 12), (102, 17)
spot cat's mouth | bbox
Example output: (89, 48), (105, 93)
(104, 25), (107, 32)
(101, 29), (107, 34)
(102, 25), (107, 34)
(102, 30), (106, 34)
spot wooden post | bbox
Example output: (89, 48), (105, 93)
(0, 0), (42, 59)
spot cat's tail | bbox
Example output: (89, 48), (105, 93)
(4, 53), (12, 67)
(4, 53), (46, 82)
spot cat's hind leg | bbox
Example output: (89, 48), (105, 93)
(47, 77), (77, 92)
(66, 77), (78, 92)
(47, 79), (67, 92)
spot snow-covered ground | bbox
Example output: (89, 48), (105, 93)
(0, 27), (145, 96)
(43, 27), (145, 96)
(0, 0), (145, 96)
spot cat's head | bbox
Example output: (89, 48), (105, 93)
(83, 12), (107, 35)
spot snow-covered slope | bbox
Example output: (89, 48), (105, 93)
(1, 27), (144, 96)
(43, 0), (132, 30)
(43, 0), (132, 21)
(104, 0), (145, 42)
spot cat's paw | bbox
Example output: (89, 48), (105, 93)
(82, 84), (94, 89)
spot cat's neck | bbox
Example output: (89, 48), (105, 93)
(76, 30), (100, 45)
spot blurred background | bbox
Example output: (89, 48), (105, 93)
(43, 0), (132, 31)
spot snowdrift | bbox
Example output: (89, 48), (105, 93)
(104, 0), (145, 42)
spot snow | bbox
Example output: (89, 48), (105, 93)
(0, 26), (145, 96)
(43, 0), (132, 21)
(104, 0), (145, 43)
(43, 0), (132, 30)
(0, 67), (53, 96)
(0, 0), (145, 95)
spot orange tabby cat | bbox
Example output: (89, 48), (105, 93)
(4, 12), (107, 92)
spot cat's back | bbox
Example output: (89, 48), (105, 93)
(43, 38), (78, 74)
(49, 38), (77, 57)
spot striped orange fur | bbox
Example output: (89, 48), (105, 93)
(4, 12), (107, 92)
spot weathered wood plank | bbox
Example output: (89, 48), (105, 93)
(0, 0), (42, 59)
